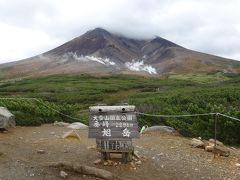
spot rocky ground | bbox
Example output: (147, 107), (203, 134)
(1, 124), (240, 180)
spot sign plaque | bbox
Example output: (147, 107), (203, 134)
(88, 105), (139, 162)
(88, 105), (139, 139)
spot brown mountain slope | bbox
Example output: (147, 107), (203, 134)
(0, 28), (240, 79)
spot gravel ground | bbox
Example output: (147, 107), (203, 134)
(1, 124), (240, 180)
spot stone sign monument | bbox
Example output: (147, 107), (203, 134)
(88, 105), (139, 162)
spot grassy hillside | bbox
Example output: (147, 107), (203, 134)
(0, 73), (240, 144)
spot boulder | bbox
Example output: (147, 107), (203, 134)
(191, 138), (205, 148)
(205, 145), (230, 157)
(130, 161), (136, 168)
(103, 160), (114, 166)
(213, 146), (230, 157)
(135, 160), (142, 166)
(49, 162), (114, 180)
(0, 107), (15, 129)
(113, 162), (118, 166)
(87, 145), (96, 150)
(37, 149), (46, 154)
(62, 130), (81, 141)
(94, 159), (102, 165)
(81, 165), (113, 180)
(209, 139), (223, 146)
(205, 145), (214, 152)
(235, 163), (240, 167)
(53, 121), (70, 126)
(144, 126), (175, 134)
(60, 170), (68, 178)
(67, 122), (88, 130)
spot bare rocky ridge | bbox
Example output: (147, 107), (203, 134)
(0, 28), (240, 79)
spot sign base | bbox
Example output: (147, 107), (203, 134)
(96, 139), (134, 163)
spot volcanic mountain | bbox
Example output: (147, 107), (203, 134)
(0, 28), (240, 78)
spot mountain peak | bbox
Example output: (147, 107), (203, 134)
(151, 36), (180, 48)
(1, 28), (239, 78)
(85, 27), (111, 36)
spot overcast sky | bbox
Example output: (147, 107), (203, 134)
(0, 0), (240, 63)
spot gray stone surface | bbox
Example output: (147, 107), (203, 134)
(144, 126), (175, 134)
(0, 107), (15, 129)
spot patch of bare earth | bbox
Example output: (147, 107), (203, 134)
(1, 125), (240, 180)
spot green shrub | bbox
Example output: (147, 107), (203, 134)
(0, 73), (240, 144)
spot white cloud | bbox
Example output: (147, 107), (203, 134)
(0, 22), (61, 63)
(0, 0), (240, 63)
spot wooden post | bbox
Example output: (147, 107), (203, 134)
(214, 113), (218, 158)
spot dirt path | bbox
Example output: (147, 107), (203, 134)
(1, 125), (240, 180)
